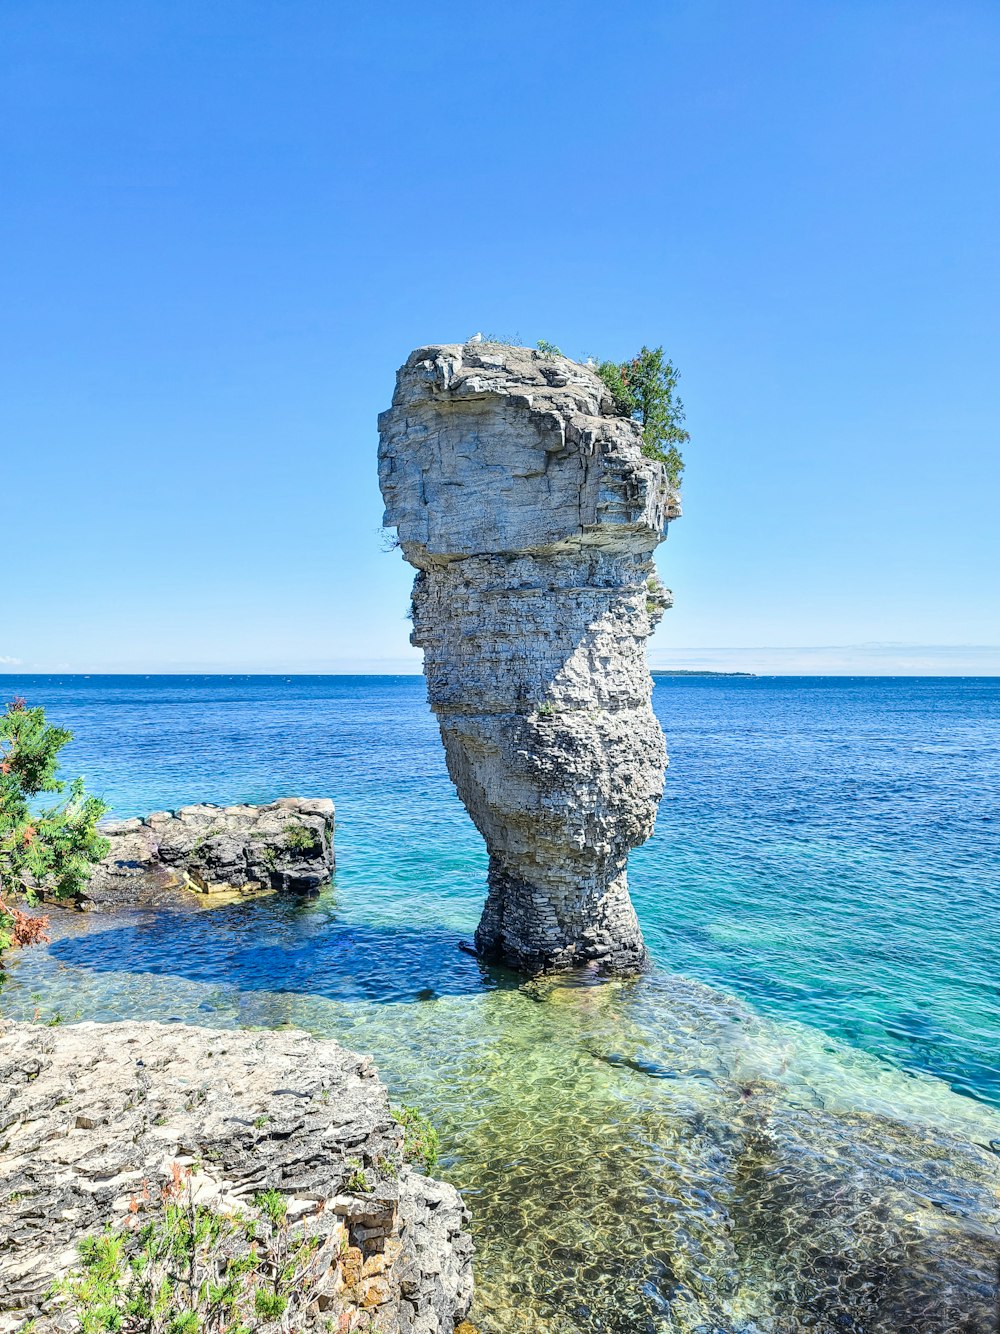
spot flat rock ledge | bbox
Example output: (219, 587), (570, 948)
(85, 798), (336, 908)
(0, 1020), (473, 1333)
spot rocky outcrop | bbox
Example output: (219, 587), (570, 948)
(0, 1020), (473, 1334)
(379, 344), (678, 973)
(85, 798), (335, 907)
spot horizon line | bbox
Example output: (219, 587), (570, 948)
(2, 670), (1000, 680)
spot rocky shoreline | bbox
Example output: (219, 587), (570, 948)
(0, 1019), (473, 1333)
(83, 798), (336, 909)
(1, 798), (477, 1331)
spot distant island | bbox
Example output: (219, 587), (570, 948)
(652, 669), (757, 678)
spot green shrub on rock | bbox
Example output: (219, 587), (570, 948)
(597, 345), (689, 485)
(284, 823), (316, 852)
(54, 1166), (327, 1334)
(1, 697), (108, 963)
(393, 1103), (440, 1173)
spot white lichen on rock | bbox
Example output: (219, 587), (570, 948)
(379, 343), (679, 972)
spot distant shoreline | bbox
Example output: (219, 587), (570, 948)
(652, 669), (758, 678)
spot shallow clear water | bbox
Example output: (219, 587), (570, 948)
(2, 675), (999, 1331)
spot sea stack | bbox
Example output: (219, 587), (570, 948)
(378, 344), (679, 972)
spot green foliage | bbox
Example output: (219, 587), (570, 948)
(55, 1166), (326, 1333)
(535, 339), (563, 356)
(597, 346), (689, 485)
(375, 1153), (398, 1181)
(253, 1290), (287, 1319)
(1, 698), (109, 959)
(283, 823), (316, 852)
(645, 573), (672, 620)
(344, 1159), (372, 1194)
(596, 359), (633, 416)
(393, 1103), (440, 1174)
(253, 1188), (286, 1226)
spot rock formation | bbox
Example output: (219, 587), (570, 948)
(0, 1019), (473, 1334)
(85, 798), (335, 907)
(379, 344), (678, 972)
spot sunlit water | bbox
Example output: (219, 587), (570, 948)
(2, 675), (999, 1331)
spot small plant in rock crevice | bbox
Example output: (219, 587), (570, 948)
(393, 1104), (440, 1174)
(53, 1164), (331, 1333)
(284, 824), (317, 853)
(344, 1160), (372, 1194)
(375, 1153), (398, 1181)
(191, 827), (222, 853)
(645, 573), (672, 617)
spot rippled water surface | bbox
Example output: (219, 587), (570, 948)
(2, 675), (999, 1331)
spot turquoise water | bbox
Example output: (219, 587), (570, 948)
(2, 674), (999, 1331)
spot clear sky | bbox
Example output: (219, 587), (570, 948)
(3, 1), (998, 674)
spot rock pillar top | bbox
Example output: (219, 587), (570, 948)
(378, 343), (678, 562)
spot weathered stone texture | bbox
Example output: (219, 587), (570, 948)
(85, 797), (335, 907)
(0, 1020), (472, 1333)
(379, 344), (678, 972)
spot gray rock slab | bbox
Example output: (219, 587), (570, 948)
(0, 1019), (472, 1333)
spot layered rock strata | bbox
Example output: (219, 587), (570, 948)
(379, 344), (678, 972)
(0, 1020), (473, 1334)
(85, 797), (335, 907)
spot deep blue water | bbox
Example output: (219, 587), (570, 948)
(3, 673), (998, 1109)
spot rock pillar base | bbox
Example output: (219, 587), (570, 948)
(474, 857), (648, 974)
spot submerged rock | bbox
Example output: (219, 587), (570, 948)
(0, 1019), (472, 1333)
(444, 970), (1000, 1334)
(85, 797), (335, 907)
(378, 343), (678, 973)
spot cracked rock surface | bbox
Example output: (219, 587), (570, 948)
(379, 344), (678, 973)
(83, 798), (336, 907)
(0, 1020), (472, 1333)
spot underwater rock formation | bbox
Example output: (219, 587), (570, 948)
(379, 343), (677, 972)
(0, 1020), (473, 1333)
(453, 971), (1000, 1334)
(86, 798), (335, 907)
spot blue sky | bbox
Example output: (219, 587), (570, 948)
(3, 0), (998, 674)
